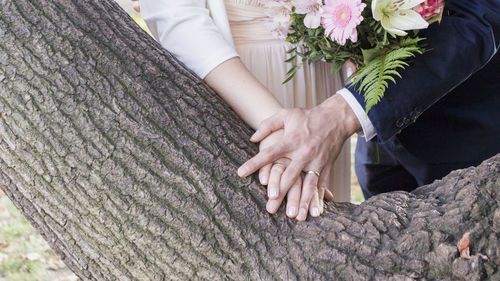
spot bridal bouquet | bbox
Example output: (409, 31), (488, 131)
(261, 0), (445, 112)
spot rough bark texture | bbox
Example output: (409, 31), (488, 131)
(0, 0), (498, 280)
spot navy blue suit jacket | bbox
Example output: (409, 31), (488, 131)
(350, 0), (500, 165)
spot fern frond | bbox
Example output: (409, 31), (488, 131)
(350, 43), (423, 113)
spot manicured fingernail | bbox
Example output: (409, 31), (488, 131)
(261, 175), (268, 185)
(311, 208), (319, 217)
(287, 207), (297, 216)
(266, 202), (277, 213)
(237, 167), (247, 177)
(269, 187), (277, 198)
(250, 131), (258, 141)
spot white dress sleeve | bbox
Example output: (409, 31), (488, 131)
(140, 0), (240, 79)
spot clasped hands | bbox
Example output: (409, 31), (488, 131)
(238, 94), (361, 221)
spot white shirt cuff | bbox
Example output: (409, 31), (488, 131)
(337, 88), (377, 141)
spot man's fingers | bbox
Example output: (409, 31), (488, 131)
(266, 196), (284, 214)
(318, 163), (330, 195)
(259, 164), (272, 185)
(279, 160), (306, 194)
(238, 144), (287, 178)
(250, 112), (285, 142)
(324, 189), (334, 201)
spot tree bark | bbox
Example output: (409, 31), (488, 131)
(0, 0), (498, 280)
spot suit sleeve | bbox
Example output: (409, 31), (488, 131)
(140, 0), (239, 79)
(348, 0), (500, 143)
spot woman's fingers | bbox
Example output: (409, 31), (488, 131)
(267, 163), (285, 200)
(259, 164), (272, 185)
(317, 162), (332, 213)
(266, 167), (294, 214)
(286, 178), (302, 218)
(295, 171), (320, 221)
(309, 189), (321, 218)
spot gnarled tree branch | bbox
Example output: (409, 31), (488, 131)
(0, 0), (498, 280)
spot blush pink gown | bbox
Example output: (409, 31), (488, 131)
(225, 0), (351, 201)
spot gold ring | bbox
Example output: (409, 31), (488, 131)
(273, 162), (286, 168)
(305, 170), (320, 177)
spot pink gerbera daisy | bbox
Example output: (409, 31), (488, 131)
(321, 0), (366, 45)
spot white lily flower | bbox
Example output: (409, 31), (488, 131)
(372, 0), (429, 36)
(292, 0), (322, 28)
(261, 0), (293, 39)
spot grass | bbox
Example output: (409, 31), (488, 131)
(0, 12), (364, 280)
(0, 136), (363, 280)
(0, 14), (152, 281)
(130, 13), (152, 36)
(0, 192), (77, 281)
(0, 13), (153, 281)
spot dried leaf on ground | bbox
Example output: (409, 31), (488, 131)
(2, 245), (16, 253)
(457, 232), (471, 259)
(26, 252), (42, 261)
(17, 252), (42, 261)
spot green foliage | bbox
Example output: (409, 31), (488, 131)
(350, 37), (424, 112)
(280, 6), (427, 111)
(130, 14), (152, 36)
(283, 12), (358, 84)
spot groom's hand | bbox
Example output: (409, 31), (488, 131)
(257, 130), (333, 220)
(238, 94), (360, 220)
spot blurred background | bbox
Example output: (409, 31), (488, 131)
(0, 1), (363, 280)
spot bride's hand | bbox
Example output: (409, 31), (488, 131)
(238, 94), (360, 220)
(257, 130), (333, 221)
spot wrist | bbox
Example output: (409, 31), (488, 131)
(204, 57), (283, 130)
(319, 94), (361, 139)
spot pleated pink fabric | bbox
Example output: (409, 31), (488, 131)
(225, 0), (351, 201)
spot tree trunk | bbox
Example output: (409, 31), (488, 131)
(0, 0), (498, 280)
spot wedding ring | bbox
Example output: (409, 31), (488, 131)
(304, 170), (320, 177)
(273, 162), (285, 167)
